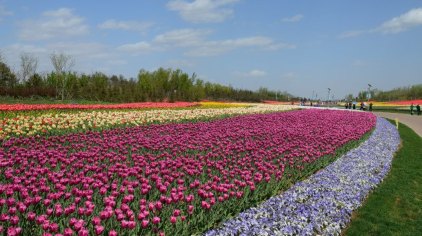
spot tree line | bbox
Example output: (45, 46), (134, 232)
(0, 52), (292, 103)
(345, 84), (422, 102)
(371, 85), (422, 101)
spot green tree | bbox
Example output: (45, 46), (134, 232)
(0, 61), (18, 88)
(26, 73), (44, 88)
(50, 52), (75, 100)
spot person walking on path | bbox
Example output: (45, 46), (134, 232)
(410, 103), (414, 115)
(417, 104), (421, 116)
(369, 102), (373, 111)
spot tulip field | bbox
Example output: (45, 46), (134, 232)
(0, 103), (379, 235)
(0, 104), (292, 140)
(0, 102), (198, 111)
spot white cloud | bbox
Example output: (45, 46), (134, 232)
(353, 59), (367, 67)
(282, 14), (304, 23)
(154, 28), (212, 47)
(19, 8), (89, 41)
(6, 44), (48, 54)
(187, 36), (295, 56)
(247, 69), (266, 77)
(46, 42), (109, 59)
(167, 0), (240, 23)
(281, 72), (295, 80)
(106, 59), (127, 66)
(377, 8), (422, 33)
(0, 5), (13, 21)
(166, 59), (195, 68)
(340, 8), (422, 38)
(3, 42), (123, 74)
(338, 30), (365, 39)
(117, 41), (159, 53)
(118, 28), (294, 56)
(98, 19), (153, 32)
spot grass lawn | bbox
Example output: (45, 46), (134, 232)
(344, 121), (422, 236)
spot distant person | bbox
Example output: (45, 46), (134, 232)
(369, 102), (373, 111)
(410, 103), (414, 115)
(417, 104), (421, 115)
(344, 103), (348, 109)
(348, 102), (352, 109)
(360, 102), (364, 110)
(352, 103), (356, 110)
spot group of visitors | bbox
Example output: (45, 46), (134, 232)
(410, 103), (421, 115)
(344, 101), (373, 111)
(344, 101), (420, 115)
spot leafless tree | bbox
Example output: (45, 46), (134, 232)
(50, 52), (75, 100)
(20, 52), (38, 83)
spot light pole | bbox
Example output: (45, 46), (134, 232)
(327, 88), (331, 103)
(367, 84), (372, 102)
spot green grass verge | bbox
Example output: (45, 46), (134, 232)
(344, 121), (422, 236)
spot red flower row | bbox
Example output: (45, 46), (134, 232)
(0, 102), (197, 111)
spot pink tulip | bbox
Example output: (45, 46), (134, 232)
(188, 205), (194, 214)
(64, 228), (73, 236)
(92, 217), (101, 226)
(152, 216), (160, 225)
(73, 221), (83, 231)
(128, 221), (136, 229)
(141, 220), (149, 228)
(8, 207), (17, 215)
(155, 201), (163, 210)
(7, 227), (22, 236)
(42, 222), (50, 231)
(27, 212), (36, 221)
(49, 223), (59, 233)
(94, 225), (104, 235)
(10, 215), (19, 225)
(78, 229), (89, 236)
(36, 215), (47, 225)
(6, 198), (15, 207)
(173, 209), (181, 216)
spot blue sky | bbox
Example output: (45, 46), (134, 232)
(0, 0), (421, 99)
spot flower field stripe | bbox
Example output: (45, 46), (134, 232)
(0, 109), (375, 235)
(0, 104), (296, 140)
(205, 117), (400, 236)
(0, 102), (197, 111)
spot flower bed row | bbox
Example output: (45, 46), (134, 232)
(0, 102), (197, 111)
(0, 104), (295, 140)
(198, 101), (250, 109)
(0, 110), (375, 235)
(206, 117), (400, 236)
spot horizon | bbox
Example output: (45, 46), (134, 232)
(1, 0), (421, 99)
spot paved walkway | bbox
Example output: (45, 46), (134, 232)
(374, 112), (422, 137)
